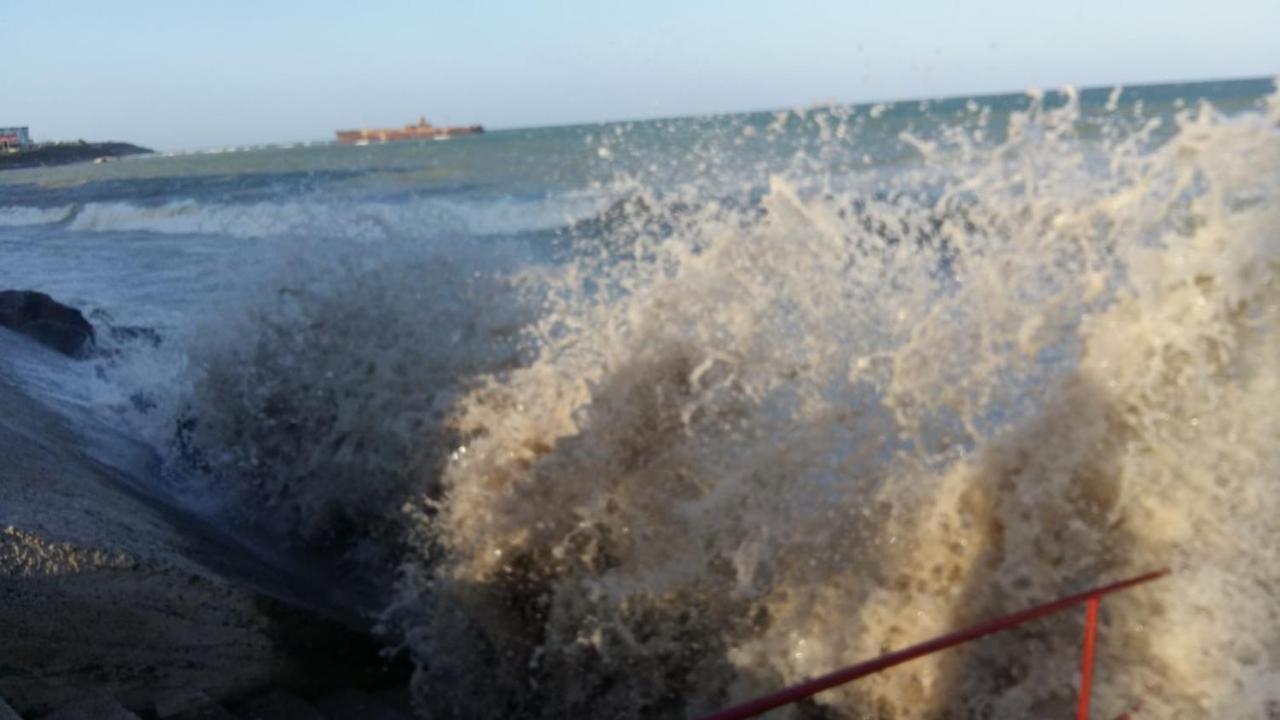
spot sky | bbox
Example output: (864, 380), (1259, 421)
(6, 0), (1278, 151)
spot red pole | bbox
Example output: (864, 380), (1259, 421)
(1077, 597), (1101, 720)
(700, 569), (1169, 720)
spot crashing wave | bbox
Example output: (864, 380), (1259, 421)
(158, 85), (1278, 718)
(169, 235), (542, 574)
(381, 89), (1279, 718)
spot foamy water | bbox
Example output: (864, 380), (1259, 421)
(391, 87), (1279, 718)
(1, 78), (1275, 718)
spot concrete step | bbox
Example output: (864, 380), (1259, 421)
(43, 690), (140, 720)
(0, 695), (20, 720)
(233, 691), (326, 720)
(313, 689), (413, 720)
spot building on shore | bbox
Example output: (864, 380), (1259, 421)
(1, 127), (32, 152)
(0, 127), (32, 152)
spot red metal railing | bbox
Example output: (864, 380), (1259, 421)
(1077, 595), (1102, 720)
(701, 569), (1170, 720)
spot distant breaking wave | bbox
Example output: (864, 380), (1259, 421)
(0, 193), (616, 239)
(0, 204), (77, 227)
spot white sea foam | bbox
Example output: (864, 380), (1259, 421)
(0, 204), (75, 227)
(51, 192), (610, 240)
(381, 91), (1278, 718)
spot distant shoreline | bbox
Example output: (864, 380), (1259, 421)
(0, 141), (152, 171)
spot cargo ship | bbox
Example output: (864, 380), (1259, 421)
(335, 117), (483, 145)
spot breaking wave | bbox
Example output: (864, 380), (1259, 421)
(164, 232), (544, 573)
(1, 192), (612, 239)
(0, 204), (76, 227)
(169, 86), (1278, 718)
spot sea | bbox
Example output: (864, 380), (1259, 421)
(1, 77), (1277, 719)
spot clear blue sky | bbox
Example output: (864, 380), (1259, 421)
(7, 0), (1277, 150)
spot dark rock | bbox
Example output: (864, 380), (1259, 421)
(172, 703), (239, 720)
(0, 695), (20, 720)
(234, 691), (326, 720)
(0, 290), (95, 357)
(44, 690), (141, 720)
(158, 690), (238, 720)
(314, 689), (414, 720)
(153, 689), (217, 719)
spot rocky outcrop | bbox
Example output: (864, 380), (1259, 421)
(0, 290), (95, 357)
(43, 691), (140, 720)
